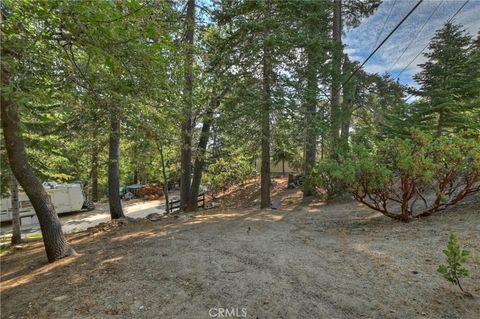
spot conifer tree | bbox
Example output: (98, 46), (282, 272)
(414, 23), (478, 137)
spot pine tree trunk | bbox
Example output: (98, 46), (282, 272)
(134, 170), (138, 184)
(261, 23), (272, 209)
(179, 0), (195, 211)
(330, 0), (342, 157)
(303, 48), (318, 196)
(187, 102), (214, 212)
(339, 55), (355, 153)
(91, 151), (99, 202)
(157, 142), (170, 214)
(179, 119), (192, 211)
(108, 111), (125, 219)
(321, 136), (325, 160)
(340, 108), (352, 149)
(1, 89), (75, 262)
(10, 175), (21, 245)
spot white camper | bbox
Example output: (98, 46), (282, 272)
(0, 183), (93, 223)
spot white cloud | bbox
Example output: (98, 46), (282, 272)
(363, 63), (389, 74)
(343, 47), (358, 55)
(344, 0), (480, 85)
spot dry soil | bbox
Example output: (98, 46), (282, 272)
(1, 183), (479, 319)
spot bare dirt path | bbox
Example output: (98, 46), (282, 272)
(1, 196), (173, 237)
(1, 193), (479, 319)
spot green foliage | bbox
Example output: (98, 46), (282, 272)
(203, 155), (254, 196)
(307, 159), (347, 198)
(0, 244), (14, 257)
(413, 23), (479, 137)
(1, 0), (180, 197)
(309, 131), (480, 221)
(437, 233), (470, 292)
(1, 0), (476, 227)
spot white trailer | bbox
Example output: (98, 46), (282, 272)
(0, 184), (93, 223)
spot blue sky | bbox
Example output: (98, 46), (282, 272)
(344, 0), (480, 88)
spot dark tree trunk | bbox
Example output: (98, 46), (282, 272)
(303, 48), (318, 196)
(187, 103), (214, 212)
(1, 87), (75, 262)
(108, 112), (125, 219)
(134, 170), (138, 184)
(261, 24), (272, 209)
(330, 0), (343, 157)
(321, 136), (325, 160)
(340, 108), (352, 149)
(339, 55), (356, 153)
(160, 143), (170, 215)
(156, 141), (170, 214)
(179, 0), (195, 211)
(10, 175), (21, 245)
(91, 151), (99, 202)
(179, 119), (192, 211)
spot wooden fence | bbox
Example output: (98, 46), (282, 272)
(169, 193), (205, 213)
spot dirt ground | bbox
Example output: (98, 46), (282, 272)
(1, 180), (479, 319)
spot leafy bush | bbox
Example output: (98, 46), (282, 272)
(307, 159), (348, 199)
(310, 131), (480, 221)
(203, 155), (255, 196)
(437, 233), (470, 292)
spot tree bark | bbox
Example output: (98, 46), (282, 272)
(157, 142), (170, 214)
(187, 101), (214, 212)
(1, 86), (75, 262)
(260, 20), (272, 209)
(91, 151), (99, 202)
(10, 175), (21, 245)
(330, 0), (343, 157)
(134, 170), (138, 184)
(303, 48), (318, 196)
(340, 108), (352, 148)
(321, 136), (325, 160)
(108, 111), (125, 219)
(339, 55), (356, 152)
(179, 0), (195, 211)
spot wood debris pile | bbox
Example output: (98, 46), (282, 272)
(137, 184), (164, 200)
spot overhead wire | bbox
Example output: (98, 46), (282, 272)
(334, 0), (424, 98)
(386, 0), (443, 75)
(371, 0), (398, 51)
(394, 0), (471, 82)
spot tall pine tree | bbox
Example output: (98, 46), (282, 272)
(414, 23), (477, 137)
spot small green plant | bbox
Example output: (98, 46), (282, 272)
(0, 244), (14, 257)
(437, 233), (470, 292)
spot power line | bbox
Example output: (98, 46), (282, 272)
(336, 0), (424, 97)
(387, 0), (443, 74)
(400, 0), (470, 102)
(404, 93), (414, 102)
(372, 0), (397, 51)
(393, 0), (471, 81)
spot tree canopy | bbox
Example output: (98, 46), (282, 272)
(1, 0), (479, 261)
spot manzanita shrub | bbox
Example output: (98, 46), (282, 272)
(204, 155), (255, 197)
(305, 158), (348, 199)
(310, 131), (480, 221)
